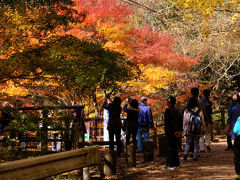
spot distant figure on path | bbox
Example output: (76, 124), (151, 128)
(137, 96), (154, 152)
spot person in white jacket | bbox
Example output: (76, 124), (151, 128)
(183, 98), (205, 161)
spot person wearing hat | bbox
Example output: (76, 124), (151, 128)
(163, 96), (181, 169)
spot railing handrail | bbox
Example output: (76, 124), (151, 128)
(0, 145), (100, 180)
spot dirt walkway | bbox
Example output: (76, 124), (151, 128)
(104, 136), (236, 180)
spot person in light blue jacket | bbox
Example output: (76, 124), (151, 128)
(137, 96), (154, 152)
(233, 116), (240, 178)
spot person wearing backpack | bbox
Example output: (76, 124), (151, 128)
(163, 96), (181, 169)
(183, 98), (205, 161)
(199, 89), (213, 152)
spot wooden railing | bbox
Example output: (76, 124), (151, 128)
(0, 105), (85, 152)
(0, 145), (100, 180)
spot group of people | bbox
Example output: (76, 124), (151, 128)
(102, 88), (240, 176)
(103, 96), (154, 156)
(164, 87), (212, 170)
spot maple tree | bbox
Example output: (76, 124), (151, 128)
(62, 0), (200, 115)
(0, 0), (202, 117)
(129, 0), (240, 110)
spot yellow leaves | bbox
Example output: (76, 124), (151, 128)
(231, 13), (240, 23)
(0, 81), (29, 96)
(171, 0), (239, 22)
(103, 40), (129, 54)
(96, 21), (127, 40)
(201, 26), (212, 37)
(122, 65), (177, 94)
(30, 38), (39, 45)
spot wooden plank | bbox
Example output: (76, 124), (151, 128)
(0, 146), (100, 180)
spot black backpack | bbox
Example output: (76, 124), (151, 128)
(187, 110), (201, 135)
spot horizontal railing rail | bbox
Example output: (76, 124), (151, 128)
(0, 145), (100, 180)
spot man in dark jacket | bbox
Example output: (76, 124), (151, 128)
(137, 96), (154, 152)
(163, 96), (181, 169)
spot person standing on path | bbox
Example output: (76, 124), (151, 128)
(199, 89), (213, 152)
(103, 96), (123, 157)
(227, 92), (240, 144)
(137, 96), (154, 152)
(123, 98), (139, 146)
(163, 96), (181, 169)
(225, 92), (238, 151)
(233, 112), (240, 179)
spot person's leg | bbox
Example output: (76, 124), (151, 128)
(205, 131), (211, 151)
(137, 127), (143, 151)
(227, 135), (233, 150)
(193, 136), (200, 160)
(184, 135), (192, 160)
(166, 135), (172, 167)
(143, 127), (149, 141)
(199, 135), (205, 151)
(115, 128), (122, 156)
(108, 129), (114, 150)
(172, 136), (180, 167)
(167, 135), (179, 167)
(132, 129), (137, 147)
(234, 136), (240, 177)
(126, 129), (130, 145)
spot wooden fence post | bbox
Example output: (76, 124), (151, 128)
(158, 135), (167, 157)
(41, 109), (48, 152)
(104, 150), (117, 176)
(143, 141), (154, 162)
(126, 144), (136, 167)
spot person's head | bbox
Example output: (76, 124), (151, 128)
(188, 98), (199, 110)
(140, 96), (147, 104)
(130, 99), (139, 109)
(203, 89), (211, 98)
(167, 96), (176, 107)
(191, 87), (199, 98)
(232, 91), (239, 102)
(105, 93), (111, 99)
(113, 96), (122, 106)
